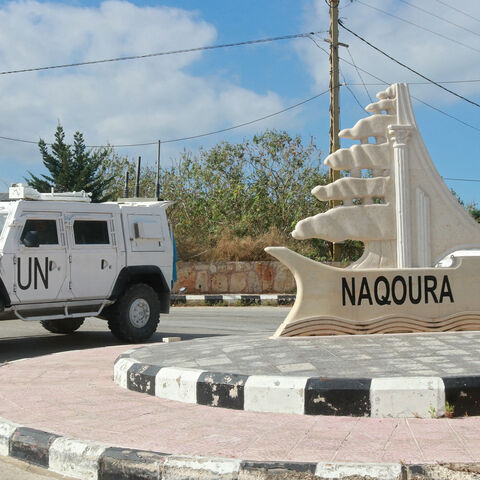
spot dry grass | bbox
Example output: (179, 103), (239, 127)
(207, 227), (287, 261)
(176, 226), (289, 262)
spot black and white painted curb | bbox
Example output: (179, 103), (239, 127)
(115, 354), (480, 418)
(0, 418), (477, 480)
(170, 293), (295, 306)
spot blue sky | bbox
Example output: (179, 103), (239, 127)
(0, 0), (479, 205)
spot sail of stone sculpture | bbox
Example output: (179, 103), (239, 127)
(267, 83), (480, 337)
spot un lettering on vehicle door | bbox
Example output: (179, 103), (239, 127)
(14, 216), (68, 303)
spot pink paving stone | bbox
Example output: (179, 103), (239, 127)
(286, 445), (341, 463)
(405, 417), (475, 462)
(0, 344), (478, 463)
(381, 444), (425, 464)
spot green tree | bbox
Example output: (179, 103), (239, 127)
(467, 203), (480, 222)
(26, 125), (114, 202)
(100, 130), (335, 261)
(156, 130), (330, 261)
(451, 189), (480, 223)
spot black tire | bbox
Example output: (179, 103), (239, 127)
(41, 318), (84, 334)
(107, 283), (160, 343)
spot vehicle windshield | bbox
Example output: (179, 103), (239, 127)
(0, 213), (6, 235)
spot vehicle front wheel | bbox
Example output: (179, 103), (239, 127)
(41, 318), (84, 334)
(107, 284), (160, 343)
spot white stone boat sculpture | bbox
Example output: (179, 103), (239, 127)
(267, 83), (480, 337)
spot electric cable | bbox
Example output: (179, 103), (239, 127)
(397, 0), (480, 38)
(4, 32), (478, 147)
(339, 67), (366, 112)
(339, 0), (354, 10)
(345, 48), (373, 102)
(432, 0), (480, 25)
(160, 89), (330, 145)
(444, 177), (480, 183)
(408, 95), (480, 133)
(308, 34), (480, 133)
(356, 0), (480, 55)
(0, 89), (330, 148)
(338, 21), (480, 109)
(0, 31), (325, 76)
(345, 80), (480, 86)
(309, 34), (393, 86)
(343, 81), (366, 112)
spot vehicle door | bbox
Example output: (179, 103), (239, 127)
(14, 214), (67, 303)
(67, 214), (118, 300)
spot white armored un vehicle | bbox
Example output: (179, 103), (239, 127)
(0, 184), (174, 342)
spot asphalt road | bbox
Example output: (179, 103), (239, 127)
(0, 306), (287, 363)
(0, 306), (288, 479)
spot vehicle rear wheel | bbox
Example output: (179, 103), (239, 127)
(108, 284), (160, 343)
(41, 318), (84, 334)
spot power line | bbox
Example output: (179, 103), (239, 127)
(309, 33), (371, 108)
(339, 0), (354, 10)
(409, 95), (480, 133)
(343, 82), (366, 112)
(308, 34), (330, 56)
(161, 89), (330, 145)
(444, 177), (480, 183)
(397, 0), (480, 38)
(310, 35), (480, 87)
(309, 34), (381, 95)
(6, 31), (478, 148)
(0, 31), (326, 76)
(345, 79), (480, 85)
(0, 89), (330, 148)
(309, 34), (480, 134)
(356, 0), (480, 56)
(432, 0), (480, 25)
(340, 68), (365, 112)
(345, 48), (373, 103)
(338, 21), (480, 109)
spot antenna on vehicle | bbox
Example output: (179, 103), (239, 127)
(124, 171), (129, 198)
(135, 156), (141, 198)
(156, 140), (161, 200)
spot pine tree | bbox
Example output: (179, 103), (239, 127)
(25, 125), (113, 202)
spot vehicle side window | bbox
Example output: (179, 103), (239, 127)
(73, 220), (110, 245)
(20, 219), (58, 245)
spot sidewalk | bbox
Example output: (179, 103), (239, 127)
(0, 333), (479, 479)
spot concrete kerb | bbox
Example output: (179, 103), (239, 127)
(170, 294), (295, 306)
(1, 418), (480, 480)
(115, 353), (480, 418)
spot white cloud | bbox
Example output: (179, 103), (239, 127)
(0, 0), (292, 184)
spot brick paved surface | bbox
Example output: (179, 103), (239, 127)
(0, 337), (479, 464)
(129, 331), (480, 377)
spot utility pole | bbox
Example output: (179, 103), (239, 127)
(328, 0), (342, 261)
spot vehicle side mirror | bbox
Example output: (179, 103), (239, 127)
(22, 231), (40, 248)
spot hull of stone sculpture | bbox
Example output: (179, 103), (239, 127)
(267, 247), (480, 337)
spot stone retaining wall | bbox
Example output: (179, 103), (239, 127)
(173, 261), (296, 294)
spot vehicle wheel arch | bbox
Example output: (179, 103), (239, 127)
(109, 266), (170, 313)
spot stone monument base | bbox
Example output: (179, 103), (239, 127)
(266, 247), (480, 338)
